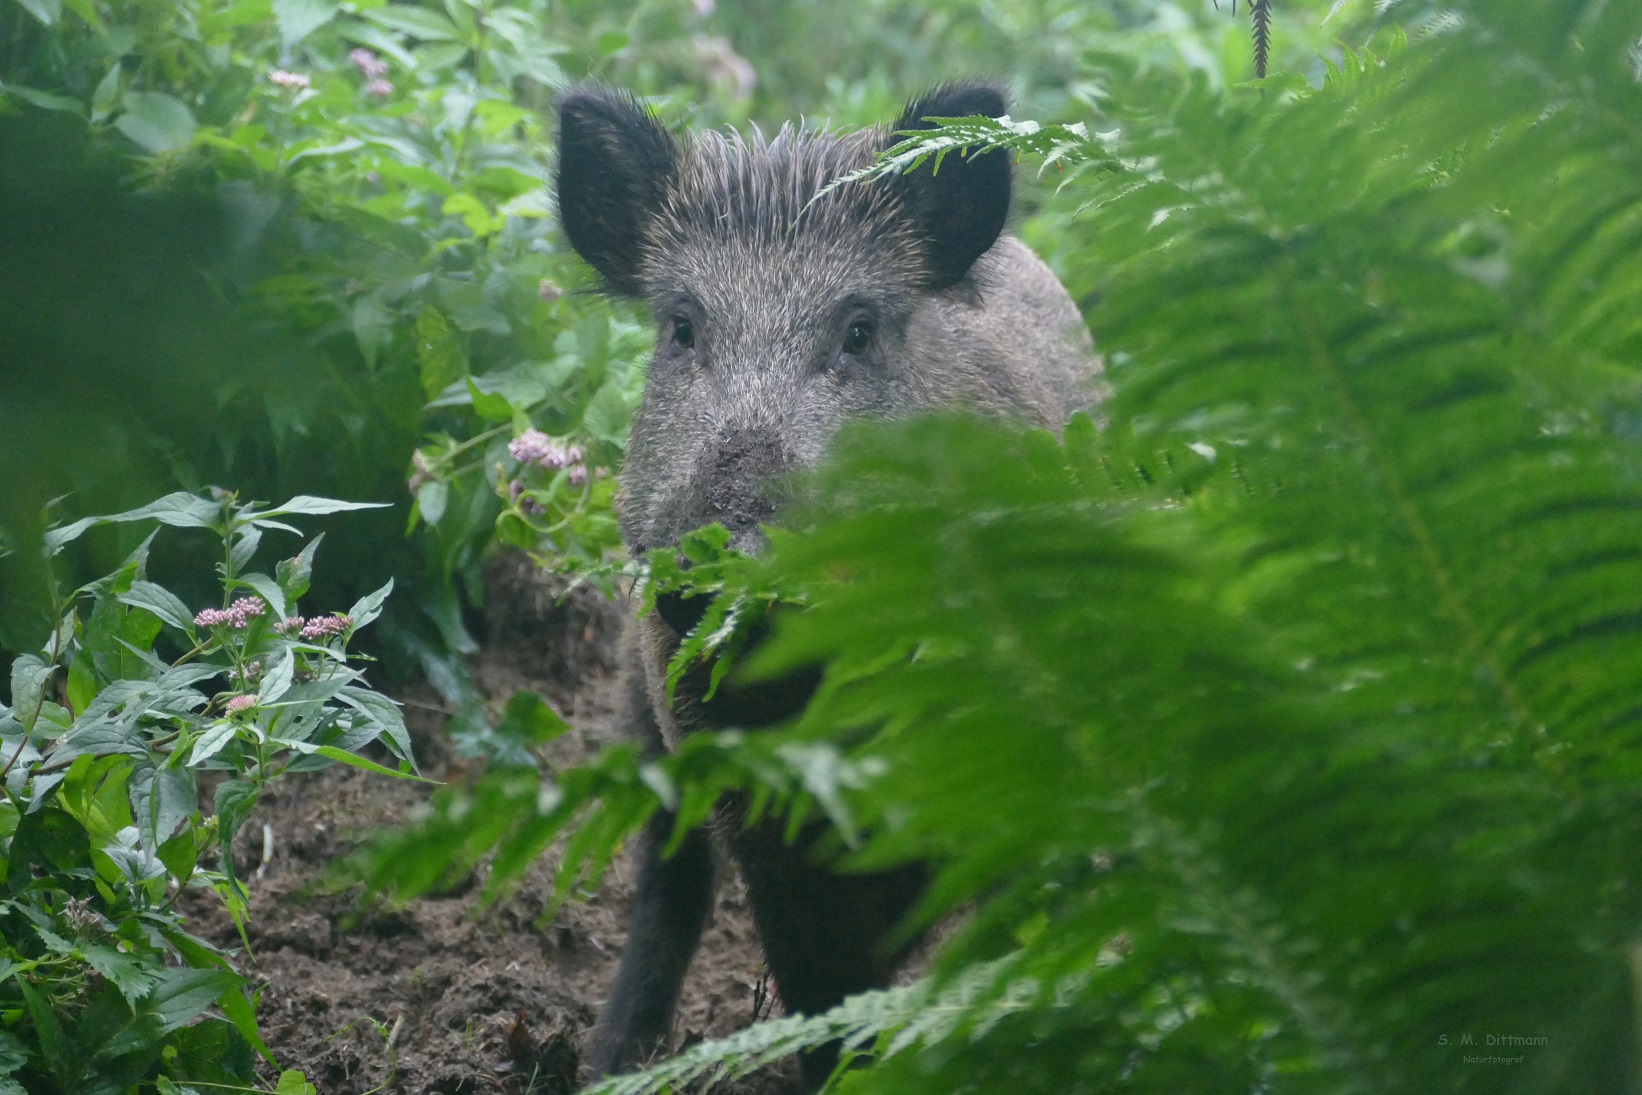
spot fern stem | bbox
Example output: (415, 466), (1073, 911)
(1284, 273), (1563, 785)
(1252, 0), (1272, 79)
(1133, 798), (1375, 1092)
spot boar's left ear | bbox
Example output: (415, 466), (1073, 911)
(886, 81), (1011, 290)
(557, 86), (679, 298)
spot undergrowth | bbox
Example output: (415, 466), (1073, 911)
(0, 491), (418, 1092)
(360, 2), (1642, 1091)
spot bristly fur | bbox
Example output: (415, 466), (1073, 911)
(649, 125), (910, 253)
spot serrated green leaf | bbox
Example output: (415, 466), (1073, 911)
(17, 980), (66, 1072)
(257, 647), (295, 704)
(416, 308), (466, 400)
(465, 376), (513, 422)
(90, 62), (119, 121)
(11, 0), (60, 24)
(344, 578), (393, 631)
(363, 4), (460, 40)
(82, 944), (159, 1003)
(129, 761), (196, 846)
(116, 91), (197, 154)
(272, 0), (338, 45)
(274, 1070), (317, 1095)
(9, 656), (52, 730)
(117, 581), (197, 635)
(189, 719), (239, 767)
(275, 534), (323, 605)
(213, 779), (257, 886)
(300, 742), (430, 781)
(157, 822), (200, 887)
(0, 1027), (27, 1073)
(98, 967), (240, 1059)
(232, 571), (287, 623)
(217, 983), (273, 1062)
(417, 480), (448, 526)
(229, 525), (263, 574)
(337, 685), (414, 768)
(1, 82), (79, 111)
(46, 493), (220, 555)
(260, 496), (391, 519)
(351, 289), (394, 371)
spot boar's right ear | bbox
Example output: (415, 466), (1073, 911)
(556, 87), (679, 298)
(886, 81), (1011, 291)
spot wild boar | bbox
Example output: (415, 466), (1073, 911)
(554, 80), (1099, 1084)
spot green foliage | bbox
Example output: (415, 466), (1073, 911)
(360, 1), (1642, 1091)
(0, 0), (659, 669)
(578, 958), (1029, 1095)
(8, 0), (1639, 1089)
(0, 490), (413, 1091)
(0, 0), (1392, 662)
(814, 111), (1114, 210)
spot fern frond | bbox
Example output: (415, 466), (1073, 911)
(582, 960), (1029, 1095)
(809, 115), (1115, 211)
(1252, 0), (1273, 78)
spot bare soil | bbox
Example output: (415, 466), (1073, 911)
(181, 554), (799, 1095)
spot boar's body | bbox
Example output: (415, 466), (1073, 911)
(556, 83), (1100, 1084)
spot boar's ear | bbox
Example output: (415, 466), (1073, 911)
(556, 86), (679, 297)
(886, 81), (1011, 290)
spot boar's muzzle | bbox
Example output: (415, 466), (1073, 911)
(703, 424), (790, 550)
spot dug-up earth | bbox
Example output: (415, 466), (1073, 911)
(180, 553), (800, 1095)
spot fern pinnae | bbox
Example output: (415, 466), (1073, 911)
(580, 959), (1042, 1095)
(1252, 0), (1273, 79)
(1131, 798), (1380, 1094)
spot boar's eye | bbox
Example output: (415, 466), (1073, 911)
(842, 319), (873, 356)
(671, 316), (694, 350)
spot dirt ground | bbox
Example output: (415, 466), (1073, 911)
(180, 554), (800, 1095)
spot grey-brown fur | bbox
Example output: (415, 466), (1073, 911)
(555, 81), (1100, 1086)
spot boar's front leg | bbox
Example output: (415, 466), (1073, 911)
(728, 813), (929, 1088)
(588, 643), (716, 1077)
(589, 808), (714, 1075)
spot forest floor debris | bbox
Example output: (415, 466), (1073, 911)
(181, 555), (799, 1094)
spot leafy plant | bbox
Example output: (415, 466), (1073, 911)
(0, 490), (417, 1092)
(0, 0), (657, 670)
(359, 1), (1642, 1092)
(0, 0), (1392, 663)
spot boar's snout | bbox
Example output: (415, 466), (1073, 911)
(652, 426), (790, 638)
(702, 424), (791, 551)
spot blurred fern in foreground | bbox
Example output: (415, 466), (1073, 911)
(362, 2), (1642, 1090)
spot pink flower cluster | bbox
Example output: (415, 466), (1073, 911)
(349, 48), (389, 79)
(268, 69), (310, 90)
(407, 450), (435, 494)
(226, 695), (259, 714)
(195, 597), (266, 630)
(349, 49), (393, 97)
(510, 429), (585, 471)
(275, 613), (355, 641)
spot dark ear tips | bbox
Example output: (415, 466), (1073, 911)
(893, 81), (1008, 135)
(887, 80), (1012, 291)
(555, 86), (679, 298)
